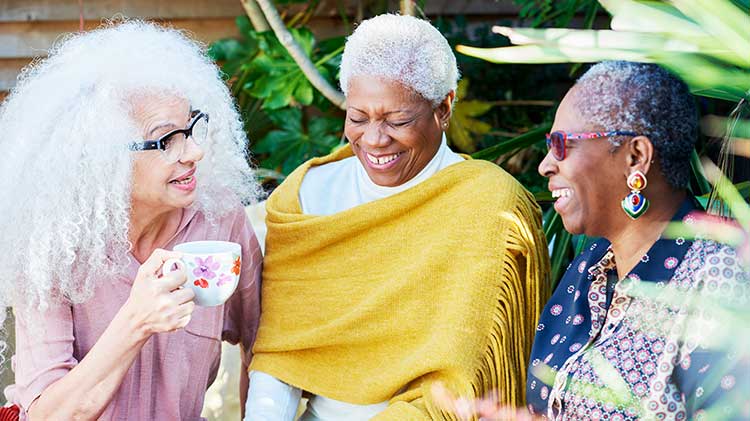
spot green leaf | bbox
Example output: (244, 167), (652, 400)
(266, 108), (302, 130)
(690, 149), (712, 196)
(472, 124), (551, 161)
(447, 79), (495, 153)
(294, 81), (314, 106)
(550, 228), (572, 288)
(236, 15), (255, 38)
(262, 77), (298, 110)
(457, 44), (652, 64)
(253, 107), (343, 175)
(670, 0), (750, 63)
(290, 27), (315, 57)
(248, 74), (277, 99)
(600, 0), (704, 36)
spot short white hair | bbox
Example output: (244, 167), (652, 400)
(339, 14), (459, 106)
(0, 20), (260, 346)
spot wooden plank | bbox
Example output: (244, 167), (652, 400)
(408, 0), (520, 15)
(0, 0), (520, 22)
(0, 0), (244, 22)
(0, 18), (241, 59)
(0, 58), (30, 90)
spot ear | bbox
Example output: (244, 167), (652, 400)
(624, 135), (655, 176)
(435, 90), (455, 129)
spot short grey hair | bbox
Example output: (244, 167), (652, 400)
(339, 14), (459, 107)
(575, 61), (698, 189)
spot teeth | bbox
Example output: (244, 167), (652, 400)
(173, 175), (193, 185)
(367, 153), (400, 165)
(551, 188), (572, 198)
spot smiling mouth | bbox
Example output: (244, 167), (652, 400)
(551, 188), (572, 198)
(366, 152), (404, 165)
(170, 175), (194, 185)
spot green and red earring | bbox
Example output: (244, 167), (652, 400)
(621, 170), (649, 219)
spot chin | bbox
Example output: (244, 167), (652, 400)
(362, 169), (399, 187)
(561, 217), (586, 236)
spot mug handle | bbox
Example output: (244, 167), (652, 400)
(162, 258), (186, 277)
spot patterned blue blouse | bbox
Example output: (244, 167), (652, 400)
(526, 198), (749, 420)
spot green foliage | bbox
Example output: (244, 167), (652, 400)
(457, 0), (750, 102)
(254, 108), (342, 174)
(447, 80), (494, 153)
(208, 16), (345, 179)
(514, 0), (601, 28)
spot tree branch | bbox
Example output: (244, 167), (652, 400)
(241, 0), (270, 32)
(254, 0), (347, 109)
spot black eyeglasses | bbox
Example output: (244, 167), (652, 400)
(129, 110), (209, 163)
(545, 130), (638, 161)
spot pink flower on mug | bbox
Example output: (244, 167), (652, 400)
(217, 273), (232, 287)
(193, 256), (220, 279)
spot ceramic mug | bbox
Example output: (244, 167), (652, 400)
(163, 241), (241, 307)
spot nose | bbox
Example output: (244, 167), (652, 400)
(179, 137), (204, 164)
(360, 122), (391, 149)
(538, 149), (558, 178)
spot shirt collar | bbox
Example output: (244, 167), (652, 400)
(587, 196), (700, 283)
(355, 133), (451, 198)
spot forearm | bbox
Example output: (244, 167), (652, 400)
(28, 306), (150, 421)
(244, 371), (301, 421)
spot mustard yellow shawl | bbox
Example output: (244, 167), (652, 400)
(250, 146), (550, 420)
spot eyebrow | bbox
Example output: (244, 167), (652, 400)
(148, 123), (178, 138)
(348, 106), (410, 116)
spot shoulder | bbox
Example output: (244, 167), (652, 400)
(452, 159), (536, 203)
(187, 199), (251, 236)
(686, 240), (749, 303)
(560, 239), (611, 289)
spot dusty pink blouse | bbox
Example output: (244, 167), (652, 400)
(5, 203), (262, 420)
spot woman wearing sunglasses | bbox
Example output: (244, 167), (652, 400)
(0, 21), (263, 420)
(527, 61), (748, 419)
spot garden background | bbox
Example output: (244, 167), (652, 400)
(1, 0), (748, 419)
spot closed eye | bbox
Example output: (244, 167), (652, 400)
(348, 117), (367, 124)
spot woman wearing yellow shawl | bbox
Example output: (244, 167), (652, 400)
(245, 14), (550, 421)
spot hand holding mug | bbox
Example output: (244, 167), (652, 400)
(125, 248), (197, 336)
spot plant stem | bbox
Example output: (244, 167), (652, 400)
(400, 0), (416, 16)
(255, 0), (347, 109)
(241, 0), (270, 32)
(314, 45), (345, 67)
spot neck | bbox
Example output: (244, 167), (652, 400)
(606, 189), (686, 280)
(128, 204), (182, 260)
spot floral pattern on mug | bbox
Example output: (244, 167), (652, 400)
(194, 278), (209, 288)
(193, 256), (220, 279)
(232, 256), (241, 275)
(217, 273), (233, 287)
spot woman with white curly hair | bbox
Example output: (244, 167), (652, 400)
(0, 21), (263, 420)
(243, 14), (549, 420)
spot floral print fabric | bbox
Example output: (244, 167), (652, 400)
(527, 198), (750, 420)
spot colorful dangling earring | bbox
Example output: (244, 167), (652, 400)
(621, 170), (649, 219)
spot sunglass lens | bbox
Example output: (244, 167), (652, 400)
(550, 132), (565, 160)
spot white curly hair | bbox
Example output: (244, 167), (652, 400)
(339, 14), (459, 107)
(0, 20), (260, 355)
